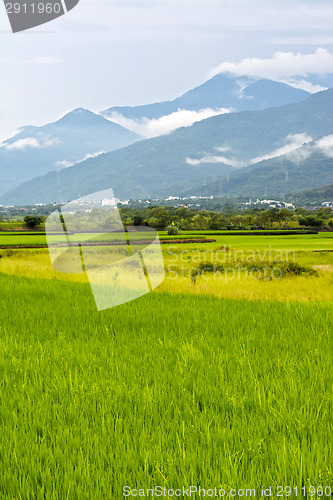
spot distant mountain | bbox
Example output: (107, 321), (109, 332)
(1, 88), (332, 206)
(0, 108), (141, 196)
(102, 74), (310, 121)
(179, 136), (333, 199)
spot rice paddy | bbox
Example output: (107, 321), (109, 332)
(0, 231), (332, 498)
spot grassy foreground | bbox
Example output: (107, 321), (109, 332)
(0, 273), (332, 498)
(1, 235), (333, 301)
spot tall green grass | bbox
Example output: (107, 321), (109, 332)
(0, 273), (332, 498)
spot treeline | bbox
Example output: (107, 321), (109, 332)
(119, 206), (333, 230)
(1, 206), (333, 231)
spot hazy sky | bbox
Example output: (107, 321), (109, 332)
(0, 0), (332, 140)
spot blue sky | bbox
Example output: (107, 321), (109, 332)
(0, 0), (332, 140)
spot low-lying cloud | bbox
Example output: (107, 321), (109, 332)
(3, 135), (60, 151)
(186, 153), (239, 168)
(80, 151), (106, 162)
(55, 151), (105, 169)
(105, 108), (231, 139)
(208, 48), (333, 92)
(251, 133), (313, 164)
(4, 137), (41, 150)
(315, 134), (333, 158)
(281, 79), (327, 93)
(55, 159), (73, 169)
(186, 133), (314, 167)
(287, 147), (312, 164)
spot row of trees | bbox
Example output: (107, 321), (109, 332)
(119, 206), (333, 230)
(3, 206), (331, 231)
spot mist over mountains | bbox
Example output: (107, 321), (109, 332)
(2, 72), (313, 199)
(180, 135), (333, 199)
(0, 108), (141, 196)
(101, 75), (310, 138)
(1, 87), (332, 206)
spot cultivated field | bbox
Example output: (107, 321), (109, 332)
(0, 231), (332, 498)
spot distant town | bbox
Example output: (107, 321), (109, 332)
(1, 194), (332, 232)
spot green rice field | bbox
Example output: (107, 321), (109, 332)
(0, 231), (332, 498)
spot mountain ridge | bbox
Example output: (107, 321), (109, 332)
(101, 75), (310, 122)
(178, 135), (333, 199)
(1, 88), (332, 206)
(0, 108), (142, 196)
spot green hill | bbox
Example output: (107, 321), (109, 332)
(180, 143), (333, 199)
(287, 184), (333, 204)
(1, 89), (332, 206)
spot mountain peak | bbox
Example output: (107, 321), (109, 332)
(71, 107), (91, 114)
(0, 108), (141, 197)
(3, 87), (332, 205)
(56, 108), (139, 131)
(102, 73), (311, 122)
(60, 108), (100, 122)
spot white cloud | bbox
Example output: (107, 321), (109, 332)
(104, 108), (231, 138)
(4, 135), (60, 150)
(315, 134), (333, 158)
(55, 151), (105, 169)
(186, 133), (313, 167)
(287, 147), (312, 163)
(2, 0), (333, 141)
(208, 48), (333, 86)
(4, 137), (42, 150)
(43, 137), (60, 147)
(55, 160), (73, 168)
(186, 154), (239, 167)
(215, 146), (231, 153)
(250, 133), (313, 164)
(281, 79), (327, 93)
(80, 151), (105, 161)
(252, 133), (333, 164)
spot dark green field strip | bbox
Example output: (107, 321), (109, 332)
(180, 230), (322, 235)
(0, 232), (68, 237)
(0, 273), (332, 498)
(313, 249), (333, 252)
(0, 229), (324, 240)
(0, 232), (47, 235)
(0, 239), (216, 250)
(1, 232), (333, 253)
(0, 245), (47, 250)
(187, 231), (319, 236)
